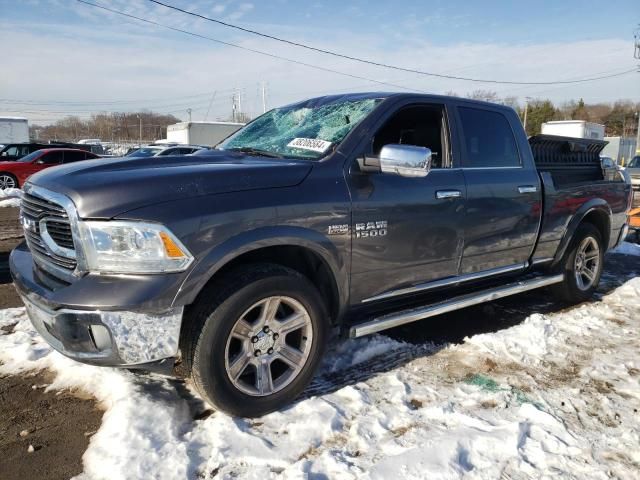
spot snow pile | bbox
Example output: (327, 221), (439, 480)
(0, 187), (22, 208)
(612, 241), (640, 256)
(1, 278), (640, 479)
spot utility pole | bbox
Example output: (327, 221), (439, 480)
(523, 97), (531, 133)
(231, 89), (243, 122)
(261, 81), (267, 113)
(636, 112), (640, 153)
(231, 93), (237, 122)
(136, 114), (142, 146)
(187, 108), (192, 122)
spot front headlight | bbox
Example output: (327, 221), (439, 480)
(77, 221), (194, 274)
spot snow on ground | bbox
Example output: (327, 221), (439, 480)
(1, 278), (640, 479)
(612, 241), (640, 257)
(0, 187), (22, 207)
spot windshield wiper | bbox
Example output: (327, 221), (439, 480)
(226, 147), (283, 158)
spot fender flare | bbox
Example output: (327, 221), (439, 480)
(172, 226), (348, 310)
(551, 199), (612, 268)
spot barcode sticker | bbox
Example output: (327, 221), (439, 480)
(287, 138), (333, 153)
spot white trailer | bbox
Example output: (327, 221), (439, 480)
(0, 117), (29, 144)
(541, 120), (605, 140)
(167, 121), (244, 146)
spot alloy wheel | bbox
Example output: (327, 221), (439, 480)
(574, 236), (600, 291)
(224, 296), (313, 396)
(0, 175), (16, 190)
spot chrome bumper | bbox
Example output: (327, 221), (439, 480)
(21, 294), (183, 367)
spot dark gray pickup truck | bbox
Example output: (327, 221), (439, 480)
(10, 93), (633, 416)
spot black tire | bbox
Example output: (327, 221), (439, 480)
(552, 223), (604, 303)
(183, 263), (328, 417)
(0, 173), (18, 190)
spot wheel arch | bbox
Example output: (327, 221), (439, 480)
(552, 200), (612, 268)
(174, 226), (348, 325)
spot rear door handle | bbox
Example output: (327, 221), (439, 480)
(436, 190), (462, 199)
(518, 185), (537, 194)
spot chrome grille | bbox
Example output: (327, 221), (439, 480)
(21, 191), (77, 272)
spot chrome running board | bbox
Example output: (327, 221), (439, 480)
(349, 274), (564, 338)
(361, 262), (527, 303)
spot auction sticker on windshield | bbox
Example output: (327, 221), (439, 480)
(287, 138), (333, 153)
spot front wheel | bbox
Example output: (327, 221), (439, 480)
(0, 173), (17, 190)
(184, 264), (328, 417)
(552, 223), (604, 303)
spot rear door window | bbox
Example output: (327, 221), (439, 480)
(458, 107), (520, 168)
(17, 146), (30, 156)
(40, 151), (64, 164)
(63, 151), (86, 163)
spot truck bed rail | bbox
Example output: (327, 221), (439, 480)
(529, 134), (606, 186)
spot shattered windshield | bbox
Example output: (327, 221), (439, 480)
(218, 98), (382, 159)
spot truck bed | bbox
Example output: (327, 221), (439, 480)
(529, 135), (630, 262)
(529, 135), (606, 186)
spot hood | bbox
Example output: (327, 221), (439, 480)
(27, 151), (313, 218)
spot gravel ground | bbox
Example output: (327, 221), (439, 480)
(0, 370), (103, 480)
(0, 207), (22, 308)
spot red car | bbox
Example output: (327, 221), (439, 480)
(0, 148), (101, 189)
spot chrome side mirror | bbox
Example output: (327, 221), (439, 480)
(379, 144), (432, 178)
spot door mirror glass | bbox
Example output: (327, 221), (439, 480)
(379, 144), (432, 178)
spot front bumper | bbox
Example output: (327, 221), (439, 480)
(10, 243), (185, 369)
(21, 294), (183, 367)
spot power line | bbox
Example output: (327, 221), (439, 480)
(0, 87), (242, 106)
(499, 66), (640, 97)
(74, 0), (429, 93)
(0, 96), (231, 114)
(147, 0), (638, 86)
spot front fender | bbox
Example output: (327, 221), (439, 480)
(551, 199), (612, 267)
(172, 225), (348, 309)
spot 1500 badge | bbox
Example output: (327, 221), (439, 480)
(327, 224), (349, 235)
(355, 221), (387, 238)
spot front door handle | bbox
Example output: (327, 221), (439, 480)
(518, 185), (537, 194)
(436, 189), (462, 199)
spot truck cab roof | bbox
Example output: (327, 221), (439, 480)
(283, 92), (517, 112)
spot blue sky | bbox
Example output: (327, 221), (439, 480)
(1, 0), (638, 124)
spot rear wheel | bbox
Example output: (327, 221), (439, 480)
(0, 173), (17, 190)
(184, 264), (328, 417)
(552, 223), (603, 302)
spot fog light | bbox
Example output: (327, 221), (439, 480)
(90, 324), (112, 351)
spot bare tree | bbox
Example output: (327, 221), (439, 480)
(29, 111), (180, 143)
(467, 90), (499, 103)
